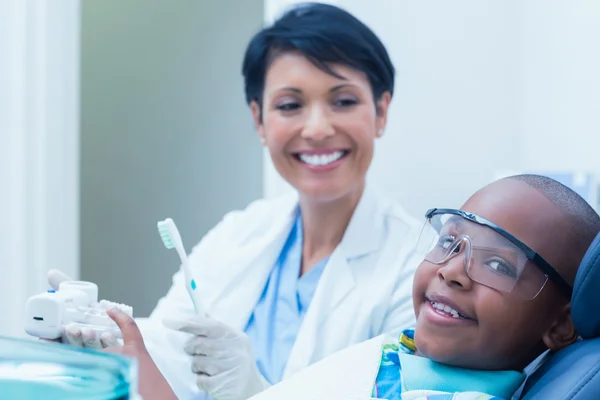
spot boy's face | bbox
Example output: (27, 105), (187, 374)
(412, 179), (575, 371)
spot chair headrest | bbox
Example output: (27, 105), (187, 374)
(572, 231), (600, 339)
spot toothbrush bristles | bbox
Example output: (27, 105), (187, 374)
(158, 223), (175, 249)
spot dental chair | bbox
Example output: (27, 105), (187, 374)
(519, 232), (600, 399)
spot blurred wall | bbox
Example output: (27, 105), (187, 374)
(80, 0), (264, 316)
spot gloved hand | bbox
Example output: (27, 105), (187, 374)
(163, 315), (270, 400)
(46, 269), (121, 349)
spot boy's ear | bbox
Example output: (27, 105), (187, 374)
(542, 303), (578, 351)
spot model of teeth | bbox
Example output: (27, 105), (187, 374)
(24, 282), (134, 342)
(299, 151), (345, 166)
(98, 299), (133, 317)
(431, 301), (462, 319)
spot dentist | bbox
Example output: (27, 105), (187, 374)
(49, 3), (422, 399)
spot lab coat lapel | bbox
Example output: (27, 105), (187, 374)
(318, 185), (383, 315)
(284, 185), (384, 376)
(207, 195), (299, 330)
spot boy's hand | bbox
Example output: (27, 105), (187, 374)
(104, 308), (177, 400)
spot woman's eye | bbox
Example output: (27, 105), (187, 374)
(276, 102), (301, 111)
(334, 98), (358, 107)
(486, 259), (517, 278)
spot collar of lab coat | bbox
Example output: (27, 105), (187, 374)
(267, 181), (386, 261)
(257, 181), (386, 260)
(206, 183), (387, 344)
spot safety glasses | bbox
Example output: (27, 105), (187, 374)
(416, 208), (573, 300)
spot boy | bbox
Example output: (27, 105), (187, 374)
(249, 174), (600, 400)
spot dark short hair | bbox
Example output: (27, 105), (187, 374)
(241, 2), (395, 108)
(508, 174), (600, 246)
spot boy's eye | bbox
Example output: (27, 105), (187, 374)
(485, 258), (517, 278)
(437, 235), (457, 251)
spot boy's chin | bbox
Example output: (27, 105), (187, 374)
(414, 320), (479, 367)
(414, 331), (506, 370)
(413, 337), (479, 369)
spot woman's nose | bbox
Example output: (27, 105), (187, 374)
(301, 104), (335, 141)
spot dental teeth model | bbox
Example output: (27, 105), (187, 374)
(24, 280), (133, 343)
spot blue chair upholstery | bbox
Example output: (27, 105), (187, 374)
(520, 232), (600, 399)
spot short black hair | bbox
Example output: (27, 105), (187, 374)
(507, 174), (600, 274)
(241, 2), (395, 108)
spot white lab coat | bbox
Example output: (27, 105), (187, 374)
(136, 184), (423, 399)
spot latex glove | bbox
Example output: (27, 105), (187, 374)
(46, 269), (121, 349)
(163, 315), (270, 400)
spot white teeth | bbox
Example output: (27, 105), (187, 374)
(99, 299), (133, 317)
(299, 151), (344, 166)
(431, 301), (462, 319)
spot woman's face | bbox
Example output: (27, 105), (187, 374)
(251, 52), (390, 202)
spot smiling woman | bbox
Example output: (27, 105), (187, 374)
(251, 52), (389, 205)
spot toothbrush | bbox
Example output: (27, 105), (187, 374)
(157, 218), (204, 315)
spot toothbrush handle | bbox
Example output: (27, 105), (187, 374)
(181, 260), (204, 316)
(175, 245), (204, 315)
(190, 287), (205, 316)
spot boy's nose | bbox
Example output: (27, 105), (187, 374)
(301, 104), (335, 141)
(437, 251), (473, 291)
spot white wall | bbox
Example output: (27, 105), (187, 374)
(263, 1), (600, 218)
(521, 0), (600, 172)
(0, 0), (80, 337)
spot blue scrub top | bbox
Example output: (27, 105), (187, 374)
(244, 212), (329, 384)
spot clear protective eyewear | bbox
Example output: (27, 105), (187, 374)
(416, 208), (573, 300)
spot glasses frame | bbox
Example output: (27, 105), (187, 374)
(425, 208), (573, 299)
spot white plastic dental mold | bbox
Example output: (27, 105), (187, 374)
(24, 280), (133, 342)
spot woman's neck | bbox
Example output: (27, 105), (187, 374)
(298, 181), (365, 275)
